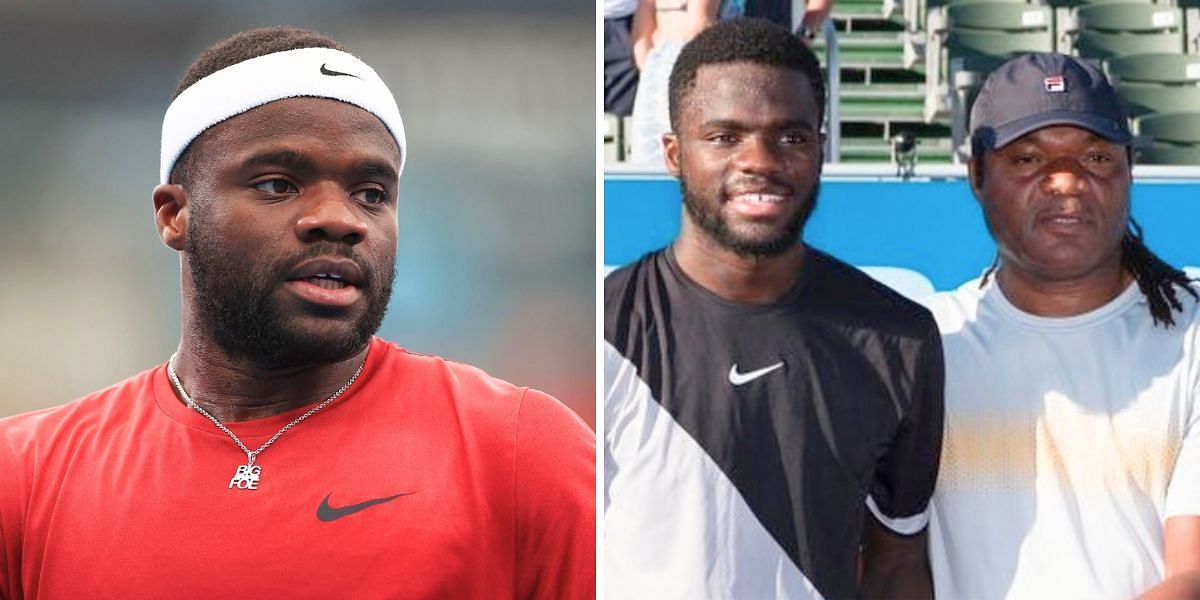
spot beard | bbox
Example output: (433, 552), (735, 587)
(681, 175), (819, 258)
(184, 213), (394, 370)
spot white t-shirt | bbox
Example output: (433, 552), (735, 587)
(923, 278), (1200, 599)
(605, 0), (637, 18)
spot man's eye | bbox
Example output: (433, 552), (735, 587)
(351, 188), (388, 205)
(253, 179), (297, 194)
(1013, 154), (1039, 165)
(781, 133), (808, 145)
(1086, 152), (1112, 163)
(708, 133), (737, 144)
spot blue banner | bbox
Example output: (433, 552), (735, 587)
(605, 174), (1200, 293)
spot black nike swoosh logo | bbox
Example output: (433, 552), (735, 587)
(320, 63), (361, 79)
(317, 492), (414, 522)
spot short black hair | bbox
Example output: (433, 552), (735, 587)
(667, 17), (827, 132)
(169, 26), (345, 187)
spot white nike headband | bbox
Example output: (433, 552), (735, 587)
(159, 47), (407, 184)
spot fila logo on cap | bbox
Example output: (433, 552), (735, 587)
(1044, 75), (1065, 93)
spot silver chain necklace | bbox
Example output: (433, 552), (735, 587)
(166, 351), (367, 491)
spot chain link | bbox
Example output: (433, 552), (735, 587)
(166, 351), (367, 466)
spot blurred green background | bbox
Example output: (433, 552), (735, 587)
(0, 1), (595, 426)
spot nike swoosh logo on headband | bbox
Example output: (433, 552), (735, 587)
(320, 63), (361, 79)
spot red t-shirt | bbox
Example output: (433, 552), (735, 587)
(0, 337), (595, 599)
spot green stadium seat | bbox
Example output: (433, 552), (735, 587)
(1106, 53), (1200, 85)
(1137, 112), (1200, 144)
(948, 30), (1056, 59)
(1134, 106), (1200, 166)
(1071, 4), (1184, 59)
(948, 3), (1052, 30)
(1117, 83), (1200, 117)
(945, 28), (1055, 89)
(1137, 144), (1200, 165)
(1046, 0), (1155, 8)
(1075, 30), (1184, 59)
(1077, 4), (1182, 33)
(945, 4), (1054, 65)
(945, 4), (1055, 68)
(936, 3), (1055, 160)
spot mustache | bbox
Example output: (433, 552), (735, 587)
(723, 174), (796, 196)
(271, 244), (374, 289)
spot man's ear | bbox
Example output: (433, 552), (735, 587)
(663, 132), (682, 177)
(153, 184), (188, 251)
(967, 157), (985, 201)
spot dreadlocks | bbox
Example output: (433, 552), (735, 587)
(1121, 219), (1197, 327)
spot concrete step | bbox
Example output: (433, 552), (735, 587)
(837, 82), (926, 120)
(840, 82), (925, 100)
(832, 0), (889, 19)
(812, 33), (906, 68)
(837, 136), (955, 162)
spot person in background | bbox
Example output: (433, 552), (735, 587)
(924, 52), (1200, 599)
(745, 0), (834, 40)
(628, 0), (744, 164)
(605, 0), (641, 117)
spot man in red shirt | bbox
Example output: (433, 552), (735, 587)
(0, 26), (594, 599)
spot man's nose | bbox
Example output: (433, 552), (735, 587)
(1040, 158), (1088, 197)
(295, 183), (368, 244)
(732, 136), (783, 175)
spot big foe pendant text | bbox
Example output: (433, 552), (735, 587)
(229, 464), (261, 490)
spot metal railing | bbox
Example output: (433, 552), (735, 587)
(794, 3), (842, 162)
(822, 19), (842, 162)
(796, 4), (843, 163)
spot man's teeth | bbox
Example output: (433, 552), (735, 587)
(734, 194), (786, 204)
(305, 274), (348, 289)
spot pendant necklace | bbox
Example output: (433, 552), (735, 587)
(166, 351), (367, 491)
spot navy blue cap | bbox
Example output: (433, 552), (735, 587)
(970, 52), (1132, 153)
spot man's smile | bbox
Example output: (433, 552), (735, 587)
(727, 193), (794, 219)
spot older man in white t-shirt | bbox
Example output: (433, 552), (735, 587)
(923, 52), (1200, 599)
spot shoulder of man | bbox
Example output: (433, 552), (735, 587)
(0, 367), (159, 459)
(0, 367), (159, 560)
(371, 339), (594, 587)
(603, 249), (662, 301)
(373, 339), (522, 404)
(603, 249), (666, 342)
(803, 247), (939, 338)
(512, 388), (595, 599)
(1178, 278), (1200, 315)
(372, 338), (591, 438)
(918, 276), (987, 335)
